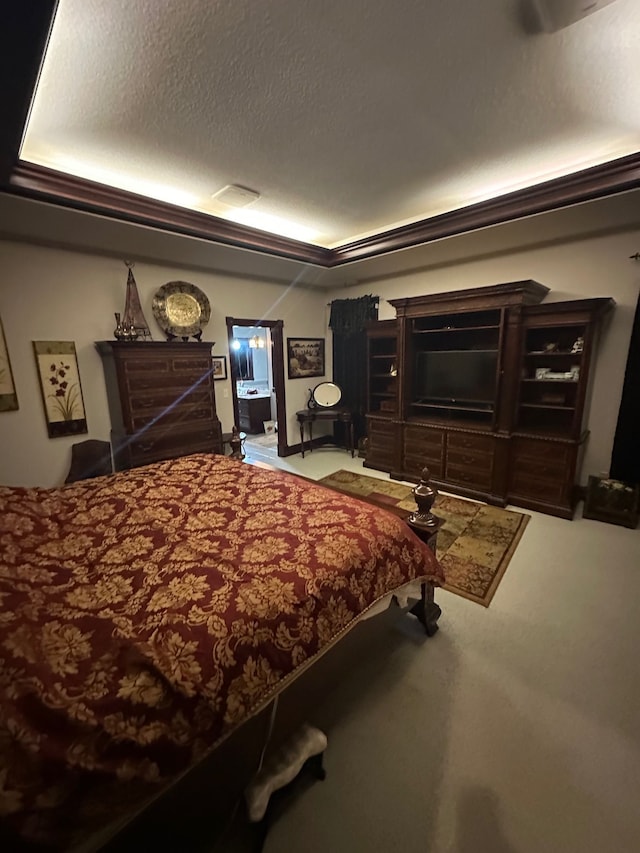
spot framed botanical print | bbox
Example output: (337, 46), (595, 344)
(33, 341), (88, 438)
(287, 337), (325, 379)
(0, 316), (18, 411)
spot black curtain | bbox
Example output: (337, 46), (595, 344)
(329, 295), (379, 446)
(610, 287), (640, 485)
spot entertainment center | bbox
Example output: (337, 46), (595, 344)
(365, 281), (614, 518)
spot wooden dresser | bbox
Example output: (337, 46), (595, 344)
(96, 341), (223, 470)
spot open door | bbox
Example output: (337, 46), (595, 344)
(226, 317), (287, 455)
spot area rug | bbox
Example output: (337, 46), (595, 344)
(317, 469), (530, 607)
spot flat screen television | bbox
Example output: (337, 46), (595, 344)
(414, 350), (498, 406)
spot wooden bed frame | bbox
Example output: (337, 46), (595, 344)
(61, 448), (443, 852)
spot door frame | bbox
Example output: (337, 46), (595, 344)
(226, 317), (287, 455)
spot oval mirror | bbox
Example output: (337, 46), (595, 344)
(312, 382), (342, 408)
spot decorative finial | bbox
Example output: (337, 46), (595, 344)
(124, 260), (135, 269)
(409, 467), (439, 529)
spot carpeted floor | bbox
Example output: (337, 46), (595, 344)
(317, 469), (530, 606)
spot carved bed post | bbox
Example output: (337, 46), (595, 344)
(406, 467), (442, 636)
(230, 425), (245, 460)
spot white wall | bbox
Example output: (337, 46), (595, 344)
(328, 221), (640, 486)
(0, 240), (329, 486)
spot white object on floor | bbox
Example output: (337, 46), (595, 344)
(244, 723), (328, 822)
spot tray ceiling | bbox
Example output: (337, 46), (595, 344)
(18, 0), (640, 252)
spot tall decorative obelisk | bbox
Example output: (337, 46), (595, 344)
(122, 261), (153, 340)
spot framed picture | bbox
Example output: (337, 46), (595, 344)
(0, 316), (18, 411)
(33, 341), (88, 438)
(287, 337), (325, 379)
(211, 355), (228, 380)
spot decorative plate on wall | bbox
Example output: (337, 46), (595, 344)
(152, 281), (211, 340)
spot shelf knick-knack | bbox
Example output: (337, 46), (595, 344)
(114, 312), (127, 340)
(121, 261), (153, 341)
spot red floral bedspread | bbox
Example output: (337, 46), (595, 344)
(0, 453), (442, 847)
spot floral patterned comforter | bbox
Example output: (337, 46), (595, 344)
(0, 453), (442, 847)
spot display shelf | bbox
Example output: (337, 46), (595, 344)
(413, 325), (500, 334)
(366, 285), (613, 518)
(519, 403), (576, 411)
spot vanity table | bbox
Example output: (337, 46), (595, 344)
(296, 382), (354, 458)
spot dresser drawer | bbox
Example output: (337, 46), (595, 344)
(447, 431), (494, 453)
(123, 355), (210, 374)
(122, 357), (172, 375)
(445, 463), (492, 491)
(404, 424), (445, 452)
(368, 417), (398, 438)
(129, 388), (212, 412)
(512, 456), (564, 481)
(446, 447), (493, 473)
(131, 404), (216, 432)
(128, 389), (214, 428)
(366, 447), (396, 470)
(509, 471), (565, 504)
(127, 425), (222, 467)
(125, 368), (211, 394)
(512, 437), (570, 464)
(368, 430), (395, 454)
(404, 453), (443, 479)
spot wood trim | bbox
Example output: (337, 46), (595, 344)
(226, 317), (287, 455)
(8, 163), (332, 267)
(8, 152), (640, 267)
(332, 153), (640, 265)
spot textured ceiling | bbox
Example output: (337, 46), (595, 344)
(20, 0), (640, 248)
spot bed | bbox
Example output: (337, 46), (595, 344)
(0, 453), (443, 850)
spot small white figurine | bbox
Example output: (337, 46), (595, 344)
(571, 336), (584, 354)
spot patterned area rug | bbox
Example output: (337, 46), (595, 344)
(317, 470), (530, 606)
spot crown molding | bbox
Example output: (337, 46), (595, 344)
(332, 152), (640, 265)
(8, 153), (640, 269)
(8, 162), (332, 267)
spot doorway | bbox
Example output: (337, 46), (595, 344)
(226, 317), (287, 456)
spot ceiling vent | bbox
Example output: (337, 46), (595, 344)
(531, 0), (619, 31)
(210, 184), (260, 208)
